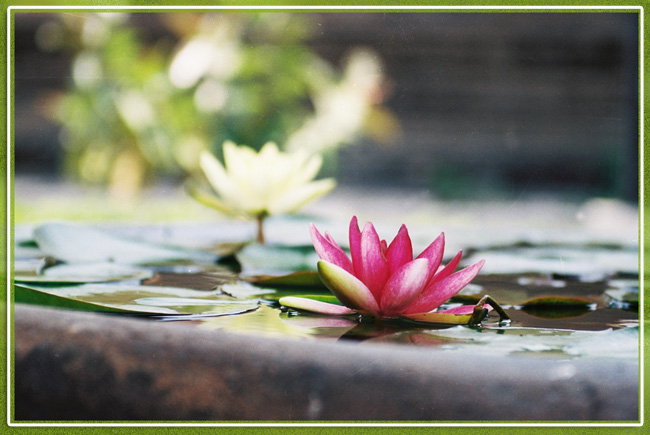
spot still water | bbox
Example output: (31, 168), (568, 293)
(145, 268), (639, 360)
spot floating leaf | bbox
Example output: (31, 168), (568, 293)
(14, 262), (154, 283)
(236, 243), (318, 274)
(520, 296), (595, 308)
(248, 271), (324, 289)
(220, 282), (276, 299)
(33, 222), (219, 265)
(15, 282), (258, 317)
(518, 296), (596, 319)
(448, 294), (483, 304)
(415, 325), (637, 358)
(520, 306), (593, 319)
(564, 326), (639, 359)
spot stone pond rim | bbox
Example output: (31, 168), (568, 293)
(13, 304), (639, 422)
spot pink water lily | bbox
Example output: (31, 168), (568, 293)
(282, 217), (487, 322)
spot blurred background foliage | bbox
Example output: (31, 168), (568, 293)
(15, 12), (639, 223)
(41, 13), (396, 200)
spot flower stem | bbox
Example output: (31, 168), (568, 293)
(256, 214), (266, 245)
(468, 295), (511, 326)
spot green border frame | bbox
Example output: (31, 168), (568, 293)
(1, 1), (647, 433)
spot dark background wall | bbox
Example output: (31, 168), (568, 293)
(13, 12), (639, 201)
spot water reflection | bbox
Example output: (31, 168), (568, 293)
(147, 269), (638, 360)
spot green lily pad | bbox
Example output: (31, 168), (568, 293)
(236, 244), (319, 274)
(220, 282), (276, 299)
(518, 296), (596, 319)
(14, 262), (154, 283)
(14, 282), (259, 317)
(33, 222), (219, 265)
(520, 296), (595, 308)
(248, 271), (325, 289)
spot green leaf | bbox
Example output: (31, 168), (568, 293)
(520, 296), (595, 308)
(220, 282), (276, 299)
(15, 282), (259, 317)
(236, 244), (319, 274)
(247, 271), (325, 289)
(519, 296), (595, 319)
(14, 262), (154, 283)
(33, 222), (219, 265)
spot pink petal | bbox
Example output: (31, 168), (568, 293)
(349, 216), (362, 276)
(310, 224), (353, 274)
(379, 258), (430, 316)
(317, 260), (380, 315)
(278, 296), (356, 316)
(430, 250), (463, 284)
(385, 224), (413, 274)
(324, 231), (339, 246)
(323, 230), (351, 263)
(358, 221), (390, 300)
(402, 259), (486, 314)
(416, 232), (445, 281)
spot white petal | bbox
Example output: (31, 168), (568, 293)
(267, 178), (336, 215)
(199, 151), (239, 201)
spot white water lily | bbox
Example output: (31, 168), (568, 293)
(192, 141), (335, 243)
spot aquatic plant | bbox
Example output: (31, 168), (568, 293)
(281, 217), (507, 325)
(192, 141), (335, 243)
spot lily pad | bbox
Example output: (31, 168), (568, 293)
(564, 326), (639, 359)
(14, 262), (154, 283)
(519, 296), (595, 308)
(220, 282), (276, 299)
(32, 222), (219, 265)
(395, 325), (638, 358)
(236, 243), (319, 274)
(15, 282), (259, 317)
(248, 271), (325, 289)
(518, 296), (596, 319)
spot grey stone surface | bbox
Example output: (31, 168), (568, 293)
(13, 304), (639, 422)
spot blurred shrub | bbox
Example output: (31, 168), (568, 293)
(42, 13), (397, 199)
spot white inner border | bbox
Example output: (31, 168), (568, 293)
(5, 4), (645, 428)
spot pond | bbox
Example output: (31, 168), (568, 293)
(13, 219), (640, 363)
